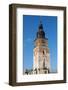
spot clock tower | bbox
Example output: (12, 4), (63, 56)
(33, 22), (50, 74)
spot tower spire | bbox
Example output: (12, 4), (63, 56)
(39, 17), (43, 30)
(36, 18), (45, 39)
(39, 23), (43, 30)
(33, 17), (50, 74)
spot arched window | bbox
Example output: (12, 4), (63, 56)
(43, 59), (45, 68)
(43, 50), (44, 55)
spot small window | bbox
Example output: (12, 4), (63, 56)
(43, 51), (44, 55)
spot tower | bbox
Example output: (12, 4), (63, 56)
(33, 22), (50, 74)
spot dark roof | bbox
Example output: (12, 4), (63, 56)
(36, 22), (45, 39)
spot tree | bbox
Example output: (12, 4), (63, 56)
(25, 69), (28, 75)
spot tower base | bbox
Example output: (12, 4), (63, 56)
(33, 68), (49, 74)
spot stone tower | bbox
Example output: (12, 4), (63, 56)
(33, 22), (50, 74)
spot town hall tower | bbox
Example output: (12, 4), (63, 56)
(33, 22), (51, 74)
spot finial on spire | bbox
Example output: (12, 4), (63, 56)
(40, 20), (42, 24)
(39, 16), (42, 23)
(39, 16), (43, 30)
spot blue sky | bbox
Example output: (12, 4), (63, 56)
(23, 15), (57, 73)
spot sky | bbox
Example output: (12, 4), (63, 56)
(23, 15), (57, 73)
